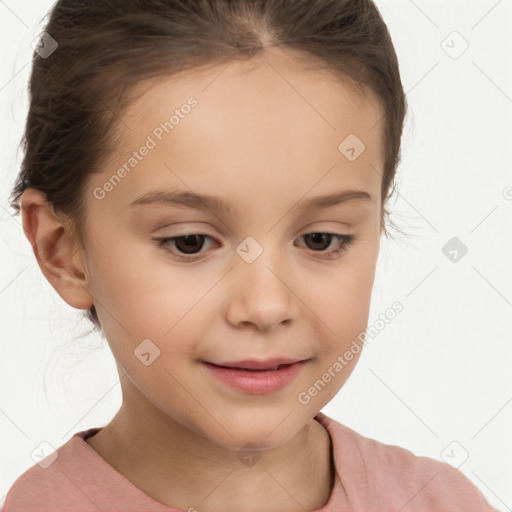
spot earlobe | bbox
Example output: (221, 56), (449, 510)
(20, 188), (94, 310)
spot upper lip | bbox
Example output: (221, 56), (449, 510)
(203, 357), (307, 370)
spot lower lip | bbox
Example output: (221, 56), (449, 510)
(201, 361), (308, 394)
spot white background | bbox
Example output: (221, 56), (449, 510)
(1, 1), (511, 510)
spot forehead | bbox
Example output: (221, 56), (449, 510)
(93, 51), (384, 212)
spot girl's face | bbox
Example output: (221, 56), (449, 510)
(78, 51), (384, 449)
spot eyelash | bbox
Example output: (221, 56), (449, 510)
(153, 232), (355, 262)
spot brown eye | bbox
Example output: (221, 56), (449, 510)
(173, 234), (207, 254)
(154, 234), (215, 260)
(303, 233), (334, 251)
(296, 233), (355, 259)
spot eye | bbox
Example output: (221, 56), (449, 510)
(154, 234), (215, 261)
(154, 232), (354, 262)
(295, 233), (355, 259)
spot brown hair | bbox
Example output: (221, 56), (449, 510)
(9, 0), (407, 332)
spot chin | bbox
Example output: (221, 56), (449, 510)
(202, 408), (311, 452)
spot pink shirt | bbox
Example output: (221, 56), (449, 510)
(3, 412), (497, 511)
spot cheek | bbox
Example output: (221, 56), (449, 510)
(304, 248), (378, 383)
(86, 237), (212, 358)
(302, 267), (374, 408)
(310, 253), (377, 332)
(90, 266), (210, 399)
(87, 227), (188, 314)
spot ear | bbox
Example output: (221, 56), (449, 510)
(20, 188), (94, 310)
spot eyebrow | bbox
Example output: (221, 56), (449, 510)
(129, 188), (373, 213)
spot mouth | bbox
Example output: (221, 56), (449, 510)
(202, 357), (307, 371)
(205, 363), (295, 372)
(200, 359), (309, 394)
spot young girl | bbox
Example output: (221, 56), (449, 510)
(3, 0), (499, 510)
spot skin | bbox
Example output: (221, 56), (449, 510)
(20, 49), (384, 512)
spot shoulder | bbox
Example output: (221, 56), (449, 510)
(367, 437), (495, 510)
(315, 412), (498, 511)
(4, 429), (104, 511)
(3, 428), (172, 512)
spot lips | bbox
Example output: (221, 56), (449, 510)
(201, 359), (309, 394)
(208, 363), (291, 372)
(203, 358), (304, 371)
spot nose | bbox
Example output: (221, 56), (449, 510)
(225, 251), (299, 332)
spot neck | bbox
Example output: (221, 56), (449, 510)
(85, 383), (335, 512)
